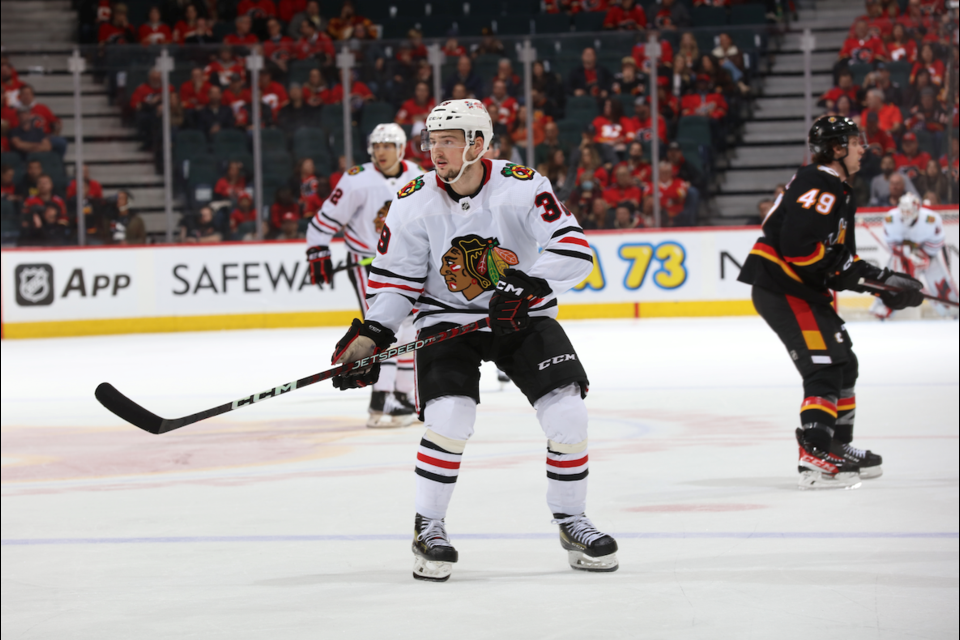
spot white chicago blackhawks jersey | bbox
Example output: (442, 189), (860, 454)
(883, 207), (947, 257)
(306, 161), (423, 257)
(365, 159), (594, 332)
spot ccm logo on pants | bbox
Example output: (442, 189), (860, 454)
(539, 354), (577, 370)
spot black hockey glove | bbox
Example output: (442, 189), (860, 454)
(824, 247), (883, 293)
(330, 319), (396, 390)
(488, 268), (551, 338)
(876, 269), (925, 310)
(307, 246), (333, 287)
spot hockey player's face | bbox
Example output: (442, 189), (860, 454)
(843, 136), (865, 175)
(429, 131), (469, 178)
(372, 143), (400, 172)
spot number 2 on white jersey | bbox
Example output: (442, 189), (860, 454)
(797, 189), (837, 215)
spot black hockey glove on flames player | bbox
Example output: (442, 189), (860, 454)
(307, 246), (333, 287)
(823, 246), (924, 311)
(488, 268), (552, 338)
(330, 319), (396, 390)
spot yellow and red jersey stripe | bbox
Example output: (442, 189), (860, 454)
(785, 243), (826, 267)
(748, 242), (803, 283)
(785, 295), (828, 351)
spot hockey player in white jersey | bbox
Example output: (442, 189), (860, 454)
(870, 193), (959, 319)
(327, 99), (619, 581)
(306, 123), (423, 428)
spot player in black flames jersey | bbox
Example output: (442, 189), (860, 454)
(739, 116), (925, 490)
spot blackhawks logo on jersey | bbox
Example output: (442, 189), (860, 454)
(501, 163), (535, 181)
(347, 165), (365, 176)
(375, 200), (391, 233)
(441, 235), (519, 301)
(398, 175), (425, 199)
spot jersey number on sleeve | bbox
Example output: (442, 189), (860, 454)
(330, 188), (344, 206)
(535, 192), (569, 223)
(796, 189), (837, 215)
(377, 225), (391, 255)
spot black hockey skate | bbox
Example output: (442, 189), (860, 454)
(796, 428), (861, 490)
(552, 513), (619, 572)
(837, 442), (883, 479)
(496, 368), (511, 389)
(412, 514), (458, 582)
(368, 391), (416, 429)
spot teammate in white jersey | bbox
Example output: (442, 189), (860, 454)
(327, 99), (619, 581)
(870, 193), (959, 319)
(306, 123), (423, 428)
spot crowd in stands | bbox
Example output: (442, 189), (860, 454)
(809, 0), (958, 209)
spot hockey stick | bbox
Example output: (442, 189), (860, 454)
(315, 256), (374, 290)
(859, 279), (960, 308)
(95, 318), (491, 435)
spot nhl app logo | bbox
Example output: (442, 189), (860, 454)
(15, 264), (55, 306)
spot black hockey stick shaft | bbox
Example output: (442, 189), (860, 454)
(95, 317), (491, 435)
(860, 279), (959, 308)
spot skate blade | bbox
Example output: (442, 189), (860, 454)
(567, 550), (619, 573)
(412, 556), (453, 582)
(859, 466), (883, 480)
(798, 470), (862, 490)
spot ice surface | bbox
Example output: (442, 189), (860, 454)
(2, 318), (958, 640)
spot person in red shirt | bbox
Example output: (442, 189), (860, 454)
(910, 43), (944, 87)
(293, 18), (335, 61)
(616, 141), (653, 183)
(257, 71), (289, 120)
(406, 29), (428, 61)
(604, 0), (646, 30)
(130, 70), (173, 151)
(681, 74), (728, 120)
(863, 112), (897, 156)
(302, 68), (335, 106)
(327, 1), (374, 41)
(23, 175), (67, 221)
(655, 160), (690, 226)
(98, 3), (136, 44)
(886, 23), (917, 63)
(269, 186), (300, 231)
(897, 0), (937, 31)
(442, 38), (466, 58)
(603, 165), (644, 208)
(174, 4), (201, 44)
(324, 76), (374, 108)
(180, 67), (212, 110)
(482, 79), (518, 128)
(225, 16), (260, 47)
(139, 7), (173, 46)
(206, 47), (246, 87)
(395, 81), (435, 126)
(592, 98), (635, 165)
(223, 74), (252, 128)
(2, 59), (23, 107)
(632, 100), (668, 146)
(894, 132), (932, 182)
(229, 191), (257, 235)
(279, 0), (307, 24)
(862, 87), (903, 136)
(66, 165), (104, 200)
(215, 161), (248, 203)
(818, 69), (860, 109)
(262, 18), (294, 75)
(632, 38), (674, 74)
(574, 145), (610, 189)
(238, 0), (277, 19)
(16, 86), (61, 137)
(839, 20), (888, 64)
(850, 0), (894, 39)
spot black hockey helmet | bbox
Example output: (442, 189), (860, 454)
(808, 116), (861, 160)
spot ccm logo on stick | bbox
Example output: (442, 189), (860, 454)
(539, 354), (577, 370)
(232, 383), (295, 408)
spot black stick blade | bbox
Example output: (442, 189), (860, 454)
(95, 383), (165, 435)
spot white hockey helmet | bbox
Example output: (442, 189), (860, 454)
(898, 192), (921, 225)
(367, 123), (407, 172)
(422, 99), (493, 184)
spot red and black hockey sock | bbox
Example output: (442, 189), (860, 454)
(799, 396), (837, 450)
(415, 435), (463, 520)
(546, 444), (589, 516)
(833, 390), (856, 444)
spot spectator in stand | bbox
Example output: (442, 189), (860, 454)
(139, 6), (173, 45)
(294, 16), (335, 63)
(633, 31), (674, 76)
(206, 48), (246, 88)
(269, 186), (299, 232)
(616, 141), (653, 183)
(495, 132), (523, 164)
(879, 172), (911, 208)
(215, 161), (248, 205)
(667, 141), (703, 191)
(395, 81), (436, 126)
(278, 85), (317, 138)
(894, 131), (932, 182)
(98, 3), (137, 45)
(886, 23), (918, 63)
(443, 56), (484, 100)
(864, 111), (897, 155)
(23, 175), (67, 220)
(2, 59), (22, 107)
(21, 202), (73, 246)
(299, 69), (327, 106)
(839, 20), (888, 66)
(632, 99), (668, 148)
(898, 0), (936, 33)
(612, 202), (640, 230)
(15, 85), (67, 160)
(862, 87), (903, 136)
(681, 74), (728, 147)
(326, 72), (374, 113)
(593, 98), (635, 166)
(229, 191), (257, 237)
(870, 153), (919, 204)
(864, 63), (904, 107)
(103, 190), (145, 245)
(911, 43), (944, 87)
(538, 148), (568, 194)
(903, 67), (935, 109)
(483, 80), (518, 129)
(914, 158), (950, 205)
(327, 1), (374, 41)
(180, 205), (222, 243)
(712, 33), (749, 94)
(828, 94), (860, 123)
(9, 114), (52, 159)
(510, 104), (550, 151)
(656, 160), (692, 227)
(225, 16), (260, 48)
(1, 164), (19, 207)
(492, 59), (522, 98)
(174, 4), (202, 44)
(567, 169), (603, 226)
(604, 0), (647, 30)
(257, 70), (290, 121)
(288, 0), (322, 38)
(613, 57), (647, 98)
(407, 29), (428, 61)
(651, 0), (691, 30)
(263, 17), (295, 78)
(818, 68), (860, 109)
(580, 197), (614, 231)
(534, 121), (567, 168)
(603, 165), (645, 209)
(17, 160), (43, 199)
(532, 61), (565, 109)
(568, 48), (613, 99)
(67, 165), (103, 201)
(238, 0), (277, 19)
(678, 33), (700, 71)
(290, 157), (318, 206)
(180, 68), (212, 111)
(905, 87), (948, 140)
(443, 38), (466, 59)
(474, 28), (505, 58)
(130, 70), (171, 152)
(193, 86), (235, 139)
(276, 209), (304, 240)
(185, 17), (216, 45)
